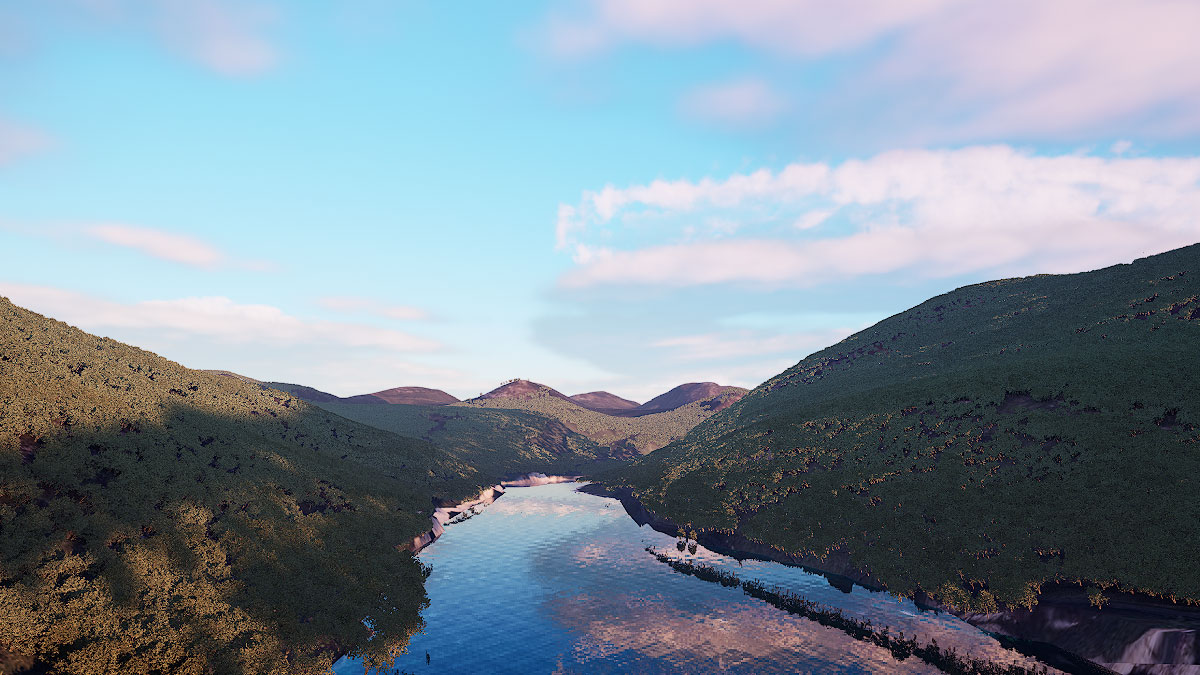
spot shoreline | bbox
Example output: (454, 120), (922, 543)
(578, 483), (1200, 675)
(402, 474), (581, 554)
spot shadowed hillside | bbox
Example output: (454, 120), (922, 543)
(605, 244), (1200, 614)
(458, 380), (747, 455)
(0, 299), (491, 675)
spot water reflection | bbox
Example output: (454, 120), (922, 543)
(333, 483), (1055, 674)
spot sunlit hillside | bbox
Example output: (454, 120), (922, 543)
(457, 381), (748, 455)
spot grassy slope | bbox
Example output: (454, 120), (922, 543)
(608, 245), (1200, 612)
(455, 385), (748, 455)
(0, 299), (494, 675)
(314, 402), (629, 479)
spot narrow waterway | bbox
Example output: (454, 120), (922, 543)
(333, 482), (1059, 674)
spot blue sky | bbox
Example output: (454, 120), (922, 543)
(3, 0), (1200, 401)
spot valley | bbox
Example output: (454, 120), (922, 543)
(3, 244), (1199, 673)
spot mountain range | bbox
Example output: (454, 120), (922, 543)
(268, 377), (748, 456)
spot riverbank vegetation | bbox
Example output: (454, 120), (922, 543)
(610, 244), (1200, 614)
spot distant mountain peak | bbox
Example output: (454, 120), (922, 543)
(368, 386), (459, 406)
(266, 382), (457, 406)
(630, 382), (748, 416)
(477, 379), (572, 402)
(569, 391), (640, 413)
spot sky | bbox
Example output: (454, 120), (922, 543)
(2, 0), (1200, 402)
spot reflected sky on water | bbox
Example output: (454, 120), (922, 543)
(334, 482), (1054, 674)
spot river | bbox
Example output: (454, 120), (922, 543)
(333, 481), (1062, 674)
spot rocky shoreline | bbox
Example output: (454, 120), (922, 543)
(578, 483), (1200, 675)
(402, 474), (581, 553)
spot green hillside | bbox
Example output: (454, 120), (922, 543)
(315, 402), (628, 479)
(605, 244), (1200, 613)
(456, 384), (748, 455)
(0, 299), (492, 674)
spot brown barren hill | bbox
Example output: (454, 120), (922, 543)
(570, 391), (640, 413)
(626, 382), (748, 416)
(368, 386), (459, 406)
(479, 379), (573, 402)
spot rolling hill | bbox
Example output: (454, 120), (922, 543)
(622, 382), (746, 417)
(313, 402), (628, 480)
(569, 391), (640, 413)
(0, 299), (502, 674)
(369, 386), (459, 406)
(266, 382), (458, 406)
(602, 244), (1200, 615)
(457, 380), (748, 455)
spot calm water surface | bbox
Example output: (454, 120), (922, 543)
(334, 482), (1054, 674)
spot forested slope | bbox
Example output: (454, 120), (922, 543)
(0, 299), (487, 674)
(608, 244), (1200, 612)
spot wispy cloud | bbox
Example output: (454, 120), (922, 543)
(150, 0), (279, 76)
(315, 295), (431, 321)
(87, 224), (226, 267)
(546, 0), (1200, 137)
(0, 282), (440, 352)
(18, 0), (280, 76)
(679, 77), (788, 129)
(544, 0), (949, 58)
(0, 118), (51, 166)
(652, 326), (859, 362)
(557, 146), (1200, 288)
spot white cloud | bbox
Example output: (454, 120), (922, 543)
(87, 224), (225, 267)
(548, 0), (1200, 137)
(793, 210), (831, 231)
(0, 283), (440, 352)
(680, 77), (787, 128)
(316, 295), (430, 321)
(557, 146), (1200, 288)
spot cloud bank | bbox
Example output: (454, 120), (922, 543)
(557, 145), (1200, 288)
(548, 0), (1200, 137)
